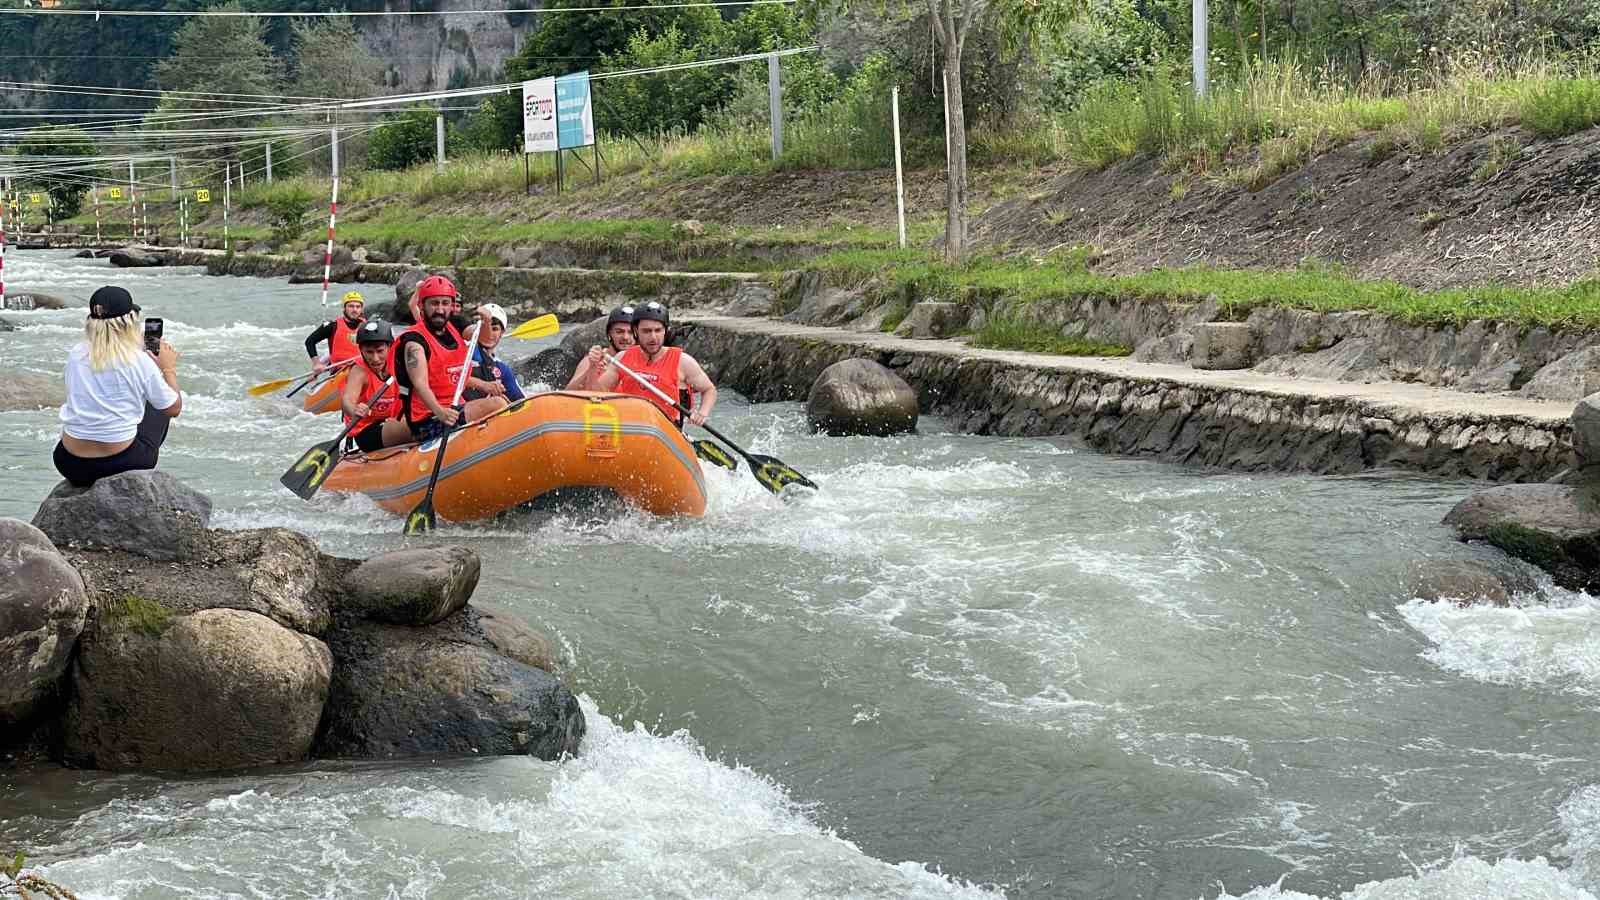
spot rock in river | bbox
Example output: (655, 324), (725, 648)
(33, 470), (212, 561)
(341, 546), (480, 627)
(62, 606), (332, 771)
(317, 612), (584, 760)
(0, 519), (89, 730)
(805, 358), (919, 436)
(1442, 483), (1600, 592)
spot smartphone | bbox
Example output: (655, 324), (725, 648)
(144, 318), (163, 355)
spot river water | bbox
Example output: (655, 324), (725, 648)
(1, 250), (1598, 900)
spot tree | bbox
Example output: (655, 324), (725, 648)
(368, 107), (451, 170)
(151, 2), (280, 132)
(846, 0), (1078, 260)
(288, 17), (383, 100)
(11, 128), (100, 218)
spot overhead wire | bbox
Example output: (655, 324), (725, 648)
(0, 0), (796, 16)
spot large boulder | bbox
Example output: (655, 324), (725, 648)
(0, 519), (89, 730)
(209, 529), (330, 634)
(724, 282), (775, 318)
(1406, 559), (1535, 608)
(1571, 391), (1600, 466)
(558, 315), (609, 357)
(107, 248), (162, 268)
(1520, 347), (1600, 402)
(33, 471), (212, 561)
(62, 606), (332, 771)
(341, 546), (480, 626)
(892, 302), (968, 339)
(317, 612), (584, 760)
(474, 602), (559, 673)
(1442, 483), (1600, 591)
(1190, 322), (1256, 370)
(3, 290), (69, 311)
(0, 371), (64, 411)
(388, 268), (433, 324)
(515, 346), (580, 390)
(0, 317), (13, 332)
(290, 243), (357, 284)
(805, 358), (919, 436)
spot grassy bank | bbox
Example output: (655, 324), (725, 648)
(808, 249), (1600, 331)
(1061, 57), (1600, 182)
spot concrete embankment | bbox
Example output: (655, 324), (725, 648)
(677, 315), (1575, 482)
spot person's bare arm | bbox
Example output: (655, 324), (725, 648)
(681, 354), (716, 425)
(341, 366), (370, 419)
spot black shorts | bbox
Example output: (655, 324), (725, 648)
(53, 403), (172, 487)
(351, 422), (387, 453)
(408, 416), (453, 444)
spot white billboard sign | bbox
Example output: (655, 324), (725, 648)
(522, 77), (557, 154)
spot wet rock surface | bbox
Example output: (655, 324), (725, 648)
(806, 359), (919, 436)
(33, 471), (213, 561)
(0, 520), (89, 729)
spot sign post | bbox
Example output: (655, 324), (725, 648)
(522, 77), (557, 195)
(891, 86), (906, 249)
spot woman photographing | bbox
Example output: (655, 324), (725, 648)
(53, 285), (183, 487)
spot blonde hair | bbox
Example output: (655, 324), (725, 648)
(85, 312), (144, 371)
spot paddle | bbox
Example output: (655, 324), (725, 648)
(504, 313), (560, 341)
(693, 439), (738, 471)
(286, 358), (356, 400)
(403, 324), (485, 536)
(605, 353), (817, 496)
(248, 356), (355, 398)
(278, 376), (395, 500)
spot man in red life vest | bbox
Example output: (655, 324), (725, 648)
(590, 301), (717, 427)
(305, 290), (366, 372)
(395, 275), (507, 443)
(339, 320), (410, 452)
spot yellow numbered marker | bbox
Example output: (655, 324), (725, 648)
(27, 193), (43, 205)
(108, 187), (123, 199)
(195, 189), (211, 203)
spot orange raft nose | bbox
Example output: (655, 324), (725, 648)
(319, 391), (708, 521)
(301, 369), (347, 415)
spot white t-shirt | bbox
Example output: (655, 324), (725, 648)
(59, 342), (180, 443)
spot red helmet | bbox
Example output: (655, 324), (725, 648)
(415, 274), (457, 302)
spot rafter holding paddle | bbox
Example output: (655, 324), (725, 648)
(278, 376), (395, 500)
(604, 352), (817, 496)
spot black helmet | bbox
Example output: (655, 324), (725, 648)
(631, 300), (669, 327)
(356, 319), (394, 345)
(606, 305), (635, 330)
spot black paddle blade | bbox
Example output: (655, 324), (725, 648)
(694, 439), (738, 471)
(752, 455), (818, 495)
(403, 501), (436, 536)
(279, 440), (339, 500)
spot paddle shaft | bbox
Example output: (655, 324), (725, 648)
(285, 356), (357, 399)
(406, 324), (483, 531)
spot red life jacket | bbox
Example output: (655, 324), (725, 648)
(616, 345), (682, 423)
(345, 360), (397, 432)
(328, 316), (365, 365)
(400, 323), (468, 423)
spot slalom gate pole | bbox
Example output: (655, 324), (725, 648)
(93, 186), (101, 243)
(1, 191), (7, 310)
(320, 130), (339, 308)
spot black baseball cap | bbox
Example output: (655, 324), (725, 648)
(88, 286), (140, 319)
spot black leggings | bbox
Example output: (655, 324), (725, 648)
(53, 404), (173, 487)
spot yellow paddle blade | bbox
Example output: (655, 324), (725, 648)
(247, 375), (303, 397)
(506, 314), (560, 340)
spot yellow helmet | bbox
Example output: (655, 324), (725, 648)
(341, 290), (365, 307)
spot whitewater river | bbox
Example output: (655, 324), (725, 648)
(2, 249), (1598, 899)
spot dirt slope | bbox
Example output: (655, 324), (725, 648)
(968, 126), (1600, 289)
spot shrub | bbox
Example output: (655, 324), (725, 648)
(1519, 77), (1600, 137)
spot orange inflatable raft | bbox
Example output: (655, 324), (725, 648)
(320, 390), (708, 521)
(301, 370), (346, 415)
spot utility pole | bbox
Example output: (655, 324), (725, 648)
(436, 113), (446, 173)
(767, 53), (783, 162)
(266, 141), (274, 184)
(1193, 0), (1209, 96)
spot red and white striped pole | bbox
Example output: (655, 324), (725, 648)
(1, 186), (8, 311)
(319, 128), (339, 308)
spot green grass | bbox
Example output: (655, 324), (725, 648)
(806, 248), (1600, 330)
(1061, 57), (1599, 183)
(970, 317), (1133, 356)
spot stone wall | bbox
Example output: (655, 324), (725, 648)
(677, 318), (1572, 482)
